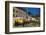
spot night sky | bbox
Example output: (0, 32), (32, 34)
(16, 7), (40, 16)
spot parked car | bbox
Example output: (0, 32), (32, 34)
(15, 17), (32, 26)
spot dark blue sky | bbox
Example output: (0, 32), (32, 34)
(27, 7), (40, 15)
(16, 7), (40, 15)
